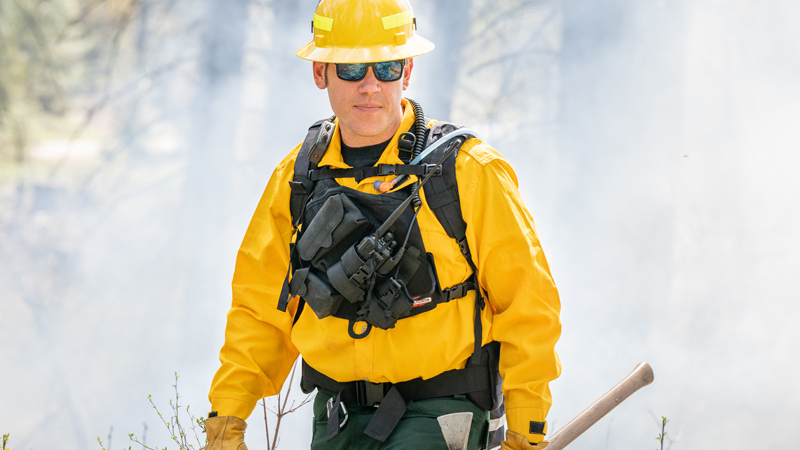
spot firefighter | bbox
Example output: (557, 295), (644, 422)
(204, 1), (561, 449)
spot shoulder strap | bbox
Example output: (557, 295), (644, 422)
(288, 117), (335, 228)
(421, 121), (468, 245)
(420, 121), (485, 366)
(279, 117), (334, 313)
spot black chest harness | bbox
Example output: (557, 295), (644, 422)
(276, 101), (504, 444)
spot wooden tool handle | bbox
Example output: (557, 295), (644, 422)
(544, 362), (655, 450)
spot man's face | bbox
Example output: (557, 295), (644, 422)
(313, 58), (413, 147)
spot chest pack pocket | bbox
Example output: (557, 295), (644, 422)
(289, 180), (440, 331)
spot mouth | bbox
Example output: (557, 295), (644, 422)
(354, 104), (382, 111)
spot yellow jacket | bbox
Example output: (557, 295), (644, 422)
(209, 99), (561, 444)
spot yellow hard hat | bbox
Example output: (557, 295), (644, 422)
(296, 0), (435, 63)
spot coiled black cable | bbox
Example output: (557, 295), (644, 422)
(405, 98), (426, 208)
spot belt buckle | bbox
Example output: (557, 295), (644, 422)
(326, 397), (349, 429)
(357, 381), (386, 407)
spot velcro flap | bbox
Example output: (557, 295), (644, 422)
(297, 194), (344, 261)
(289, 267), (310, 297)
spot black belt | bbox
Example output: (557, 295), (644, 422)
(301, 359), (491, 443)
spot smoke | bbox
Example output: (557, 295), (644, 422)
(1, 0), (798, 449)
(546, 0), (800, 448)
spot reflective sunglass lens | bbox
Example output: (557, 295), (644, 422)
(374, 61), (403, 81)
(335, 60), (404, 82)
(337, 63), (367, 81)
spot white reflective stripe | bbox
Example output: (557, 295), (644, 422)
(382, 11), (413, 29)
(313, 14), (333, 31)
(489, 414), (506, 432)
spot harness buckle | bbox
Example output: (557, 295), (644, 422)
(349, 264), (373, 285)
(378, 164), (398, 176)
(445, 283), (469, 301)
(457, 237), (471, 256)
(423, 164), (443, 176)
(357, 381), (387, 407)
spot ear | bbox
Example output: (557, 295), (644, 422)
(402, 58), (413, 91)
(313, 62), (327, 89)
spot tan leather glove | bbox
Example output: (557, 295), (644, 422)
(204, 416), (248, 450)
(500, 430), (549, 450)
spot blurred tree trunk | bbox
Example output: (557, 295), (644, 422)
(182, 0), (250, 354)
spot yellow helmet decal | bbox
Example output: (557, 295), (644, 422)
(313, 13), (334, 32)
(382, 11), (413, 30)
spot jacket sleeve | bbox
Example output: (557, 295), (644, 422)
(461, 151), (562, 444)
(208, 150), (301, 420)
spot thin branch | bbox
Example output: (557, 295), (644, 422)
(263, 399), (270, 450)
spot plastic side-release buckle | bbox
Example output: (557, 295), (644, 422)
(378, 164), (398, 176)
(423, 164), (443, 176)
(444, 283), (470, 301)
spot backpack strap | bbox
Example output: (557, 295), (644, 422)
(288, 118), (335, 228)
(420, 121), (485, 366)
(421, 122), (468, 244)
(279, 118), (335, 313)
(308, 163), (442, 182)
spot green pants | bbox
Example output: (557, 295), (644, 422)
(311, 392), (489, 449)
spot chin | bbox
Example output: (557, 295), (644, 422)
(354, 124), (387, 137)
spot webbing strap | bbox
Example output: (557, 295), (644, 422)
(303, 357), (491, 442)
(289, 119), (328, 227)
(308, 164), (441, 182)
(277, 244), (296, 313)
(363, 387), (406, 442)
(302, 359), (491, 403)
(422, 123), (469, 242)
(326, 392), (344, 441)
(465, 256), (484, 366)
(284, 119), (331, 314)
(421, 122), (484, 366)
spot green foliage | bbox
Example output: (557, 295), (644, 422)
(2, 433), (9, 450)
(98, 373), (206, 450)
(655, 416), (669, 450)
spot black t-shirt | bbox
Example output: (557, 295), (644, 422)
(340, 137), (392, 168)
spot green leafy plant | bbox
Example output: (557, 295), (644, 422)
(2, 433), (10, 450)
(656, 416), (669, 450)
(98, 373), (206, 450)
(98, 364), (312, 450)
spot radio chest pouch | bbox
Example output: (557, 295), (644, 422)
(290, 184), (437, 328)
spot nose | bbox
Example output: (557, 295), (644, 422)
(357, 67), (381, 94)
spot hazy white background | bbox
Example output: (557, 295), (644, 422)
(1, 0), (798, 449)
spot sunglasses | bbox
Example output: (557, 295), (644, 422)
(335, 60), (406, 82)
